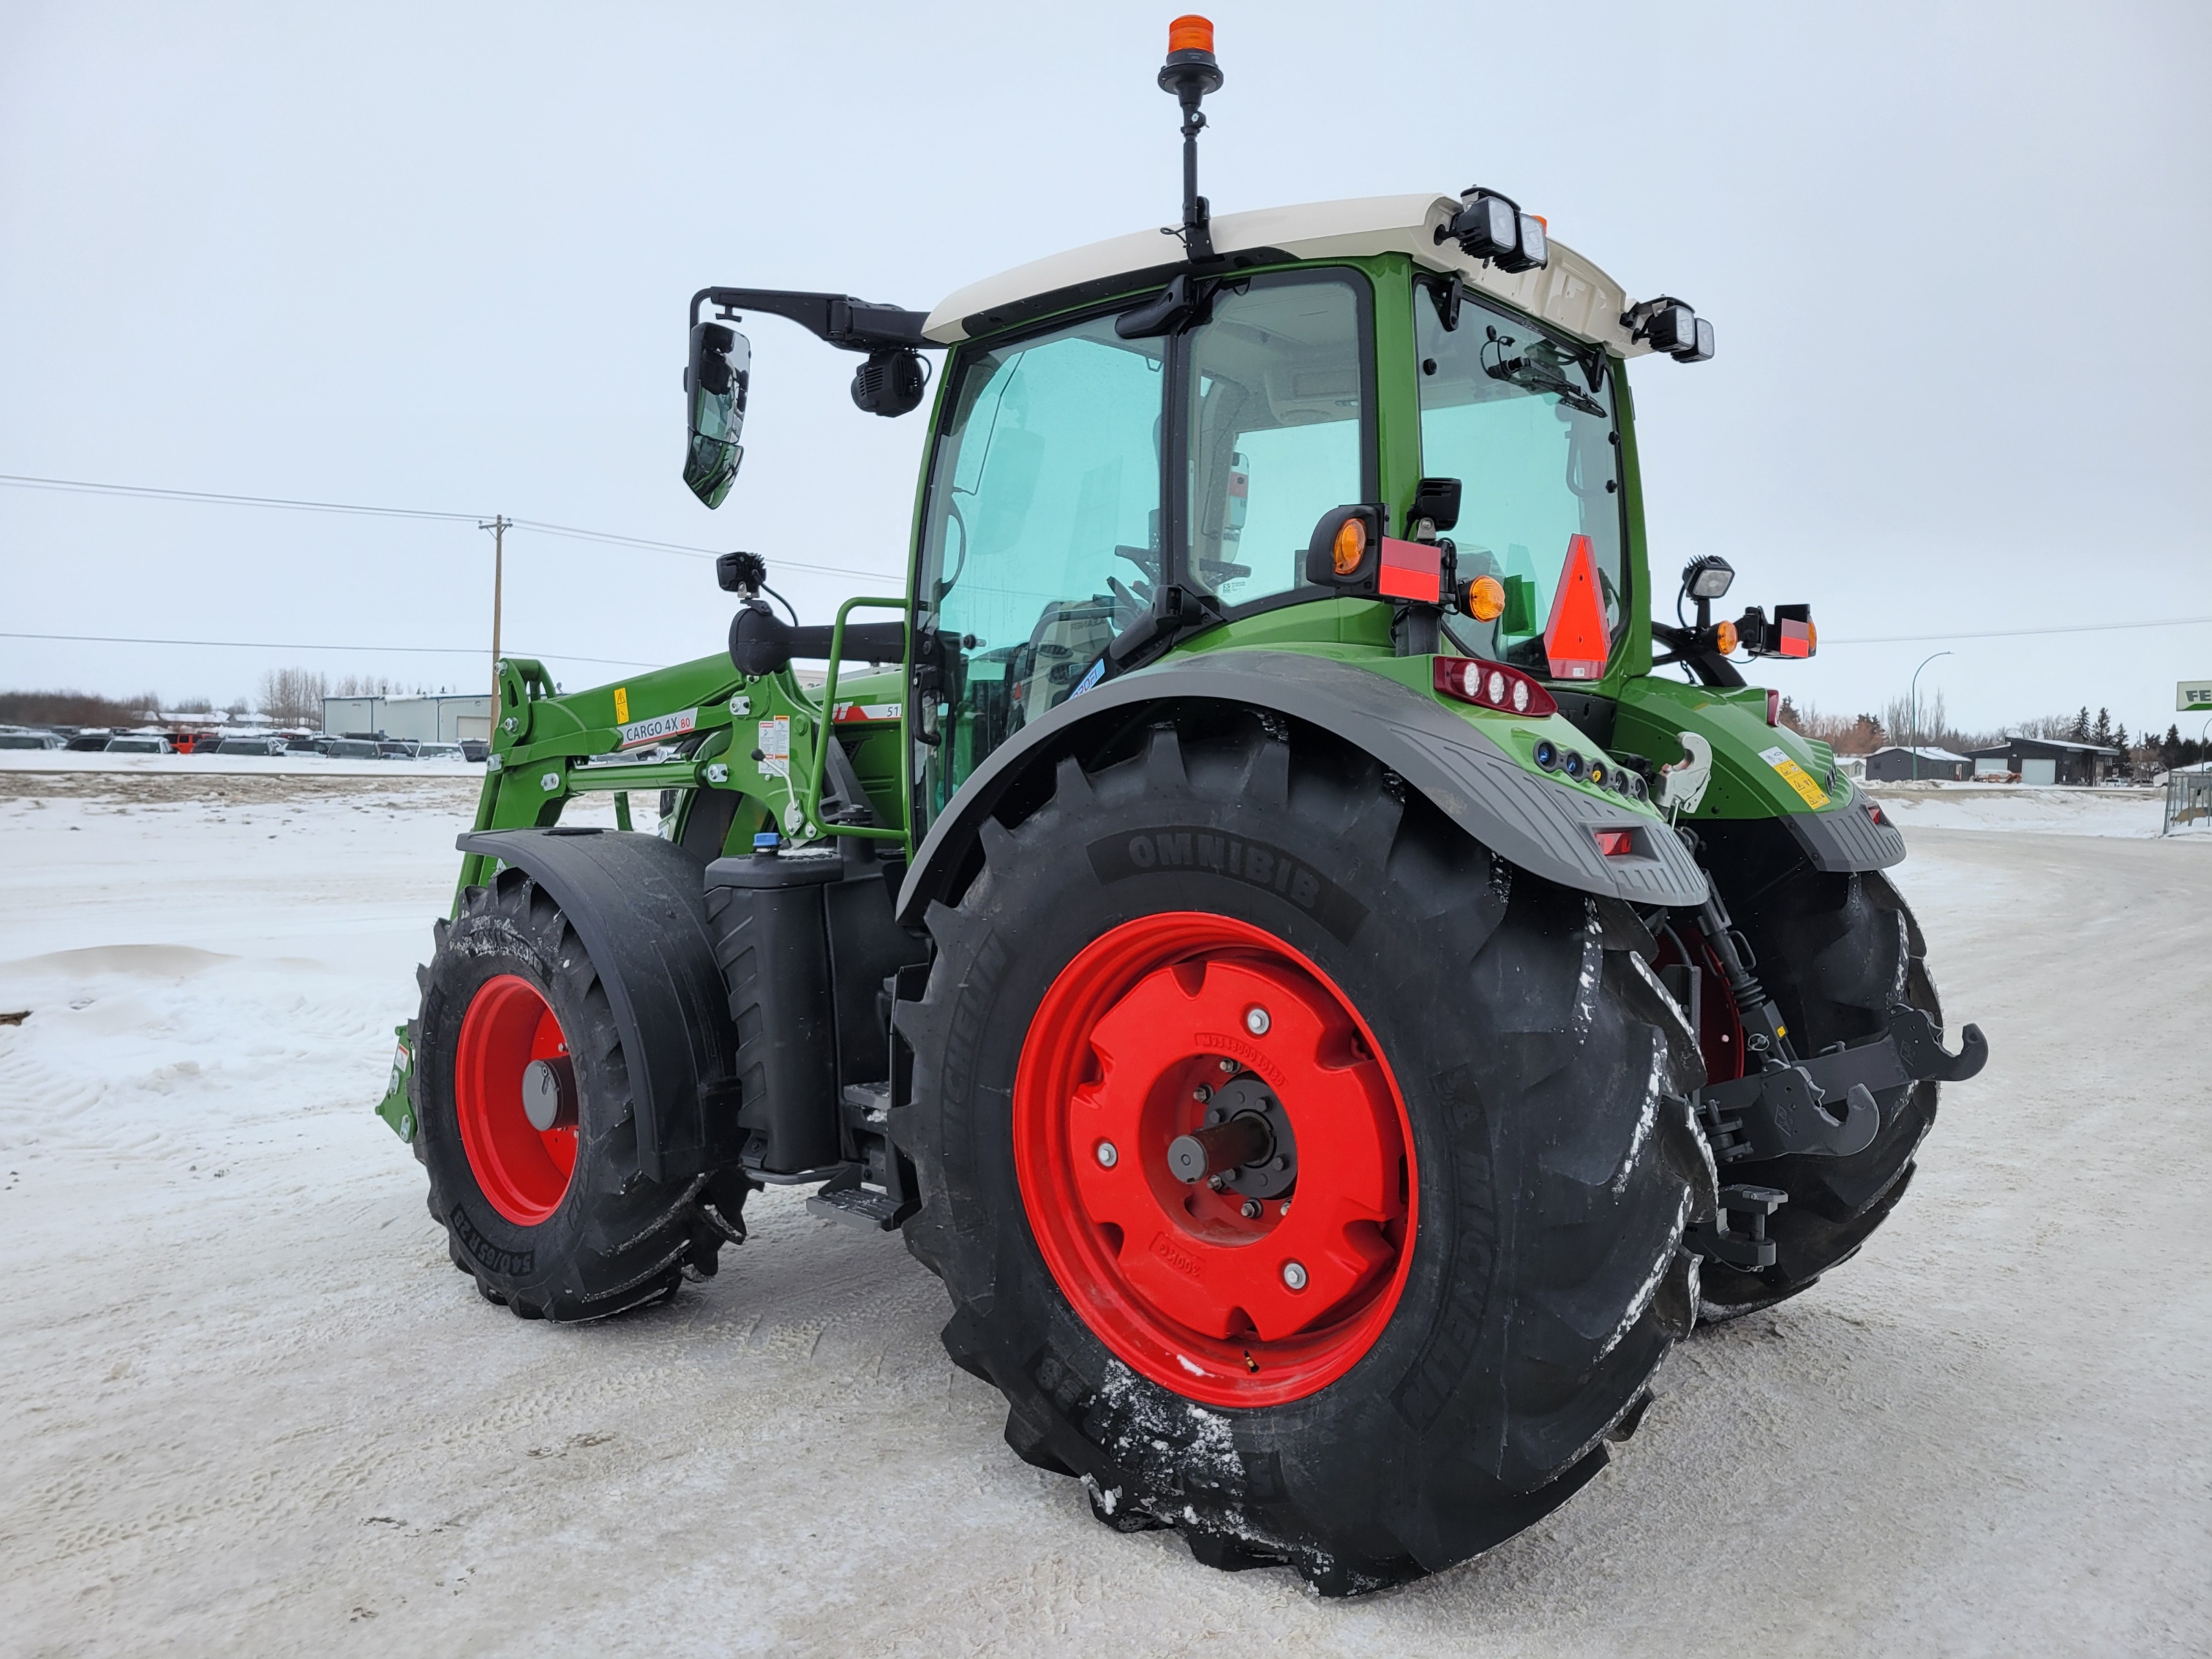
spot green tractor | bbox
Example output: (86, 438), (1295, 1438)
(379, 18), (1986, 1594)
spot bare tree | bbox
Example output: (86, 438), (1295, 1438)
(257, 667), (328, 728)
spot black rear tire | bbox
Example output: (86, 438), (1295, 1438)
(413, 867), (744, 1320)
(1697, 865), (1939, 1318)
(897, 713), (1715, 1593)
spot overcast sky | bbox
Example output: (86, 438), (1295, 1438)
(3, 0), (2206, 739)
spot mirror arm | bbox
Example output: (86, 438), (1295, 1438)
(689, 287), (934, 353)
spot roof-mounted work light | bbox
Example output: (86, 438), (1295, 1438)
(1625, 296), (1715, 364)
(1441, 187), (1548, 274)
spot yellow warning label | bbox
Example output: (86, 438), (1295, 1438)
(1758, 745), (1830, 809)
(613, 686), (630, 724)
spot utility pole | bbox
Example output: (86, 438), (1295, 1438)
(478, 516), (511, 702)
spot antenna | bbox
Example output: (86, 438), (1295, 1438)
(1157, 16), (1223, 259)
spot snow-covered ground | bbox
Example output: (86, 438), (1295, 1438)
(0, 749), (486, 780)
(1, 770), (2206, 1655)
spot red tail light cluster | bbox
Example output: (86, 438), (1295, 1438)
(1434, 656), (1557, 717)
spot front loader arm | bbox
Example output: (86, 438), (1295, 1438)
(455, 652), (909, 911)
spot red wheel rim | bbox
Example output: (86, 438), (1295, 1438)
(1014, 913), (1416, 1407)
(455, 974), (577, 1225)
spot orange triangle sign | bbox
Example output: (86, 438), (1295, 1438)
(1543, 534), (1611, 680)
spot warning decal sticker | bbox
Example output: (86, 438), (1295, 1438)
(1758, 745), (1831, 809)
(758, 716), (791, 778)
(613, 686), (630, 724)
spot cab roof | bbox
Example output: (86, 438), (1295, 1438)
(924, 193), (1658, 357)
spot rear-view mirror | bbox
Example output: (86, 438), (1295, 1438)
(683, 322), (750, 508)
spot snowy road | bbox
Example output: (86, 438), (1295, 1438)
(1, 771), (2206, 1656)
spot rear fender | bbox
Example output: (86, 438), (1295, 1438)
(895, 650), (1707, 927)
(456, 827), (742, 1183)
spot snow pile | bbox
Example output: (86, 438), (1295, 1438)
(1867, 784), (2167, 838)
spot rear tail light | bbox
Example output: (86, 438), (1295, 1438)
(1765, 688), (1780, 726)
(1594, 829), (1636, 857)
(1434, 655), (1557, 717)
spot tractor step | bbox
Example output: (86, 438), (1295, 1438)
(802, 1083), (913, 1231)
(806, 1175), (908, 1230)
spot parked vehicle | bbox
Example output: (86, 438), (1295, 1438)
(215, 737), (288, 757)
(0, 731), (64, 750)
(416, 742), (467, 761)
(103, 736), (172, 754)
(325, 738), (381, 759)
(376, 740), (418, 760)
(379, 19), (1987, 1595)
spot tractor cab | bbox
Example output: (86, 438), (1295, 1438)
(904, 222), (1659, 815)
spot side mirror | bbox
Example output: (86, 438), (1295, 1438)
(683, 322), (750, 508)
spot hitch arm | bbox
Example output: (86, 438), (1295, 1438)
(1698, 1004), (1991, 1164)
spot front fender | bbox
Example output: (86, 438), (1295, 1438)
(895, 651), (1707, 927)
(456, 827), (742, 1183)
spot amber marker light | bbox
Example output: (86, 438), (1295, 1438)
(1714, 618), (1739, 654)
(1464, 574), (1505, 622)
(1332, 515), (1367, 576)
(1167, 15), (1215, 53)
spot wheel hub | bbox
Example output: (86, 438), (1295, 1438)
(1014, 912), (1415, 1407)
(454, 974), (578, 1226)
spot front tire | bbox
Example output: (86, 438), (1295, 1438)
(898, 715), (1714, 1592)
(413, 868), (742, 1320)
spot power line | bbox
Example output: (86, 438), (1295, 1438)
(0, 629), (661, 669)
(1827, 614), (2212, 645)
(0, 471), (895, 579)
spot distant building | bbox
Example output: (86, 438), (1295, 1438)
(321, 693), (492, 746)
(1865, 745), (1974, 783)
(1964, 735), (2120, 786)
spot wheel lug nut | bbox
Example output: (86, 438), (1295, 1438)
(1095, 1141), (1118, 1168)
(1219, 1058), (1237, 1075)
(1239, 1198), (1262, 1220)
(1245, 1005), (1271, 1036)
(1282, 1260), (1308, 1292)
(1192, 1083), (1211, 1104)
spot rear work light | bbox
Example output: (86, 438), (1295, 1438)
(1434, 655), (1558, 717)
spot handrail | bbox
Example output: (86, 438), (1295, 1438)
(804, 594), (909, 842)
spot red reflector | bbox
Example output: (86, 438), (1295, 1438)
(1543, 533), (1611, 680)
(1594, 829), (1635, 857)
(1377, 536), (1443, 603)
(1779, 620), (1813, 658)
(1765, 688), (1780, 726)
(1867, 804), (1887, 828)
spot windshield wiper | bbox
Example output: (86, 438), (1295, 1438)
(1482, 342), (1607, 418)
